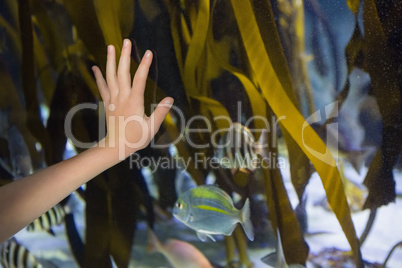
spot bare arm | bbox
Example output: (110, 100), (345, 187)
(0, 39), (173, 243)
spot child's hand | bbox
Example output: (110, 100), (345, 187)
(92, 39), (173, 159)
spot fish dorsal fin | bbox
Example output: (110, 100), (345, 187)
(199, 185), (232, 202)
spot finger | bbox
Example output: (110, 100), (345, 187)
(118, 39), (132, 94)
(92, 66), (110, 103)
(131, 50), (153, 102)
(148, 97), (174, 137)
(106, 45), (119, 97)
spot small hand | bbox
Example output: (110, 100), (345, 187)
(92, 39), (173, 159)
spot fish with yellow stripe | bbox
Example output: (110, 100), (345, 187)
(172, 185), (254, 242)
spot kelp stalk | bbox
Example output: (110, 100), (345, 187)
(224, 235), (236, 265)
(18, 0), (51, 163)
(234, 226), (253, 267)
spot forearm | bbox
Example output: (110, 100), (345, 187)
(0, 139), (121, 243)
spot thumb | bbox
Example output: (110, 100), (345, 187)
(149, 97), (174, 137)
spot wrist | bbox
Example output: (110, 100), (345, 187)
(95, 137), (138, 162)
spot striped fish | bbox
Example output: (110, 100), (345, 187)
(0, 238), (42, 268)
(172, 185), (254, 242)
(214, 123), (258, 172)
(26, 204), (66, 235)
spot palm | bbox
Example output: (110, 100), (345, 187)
(92, 39), (173, 159)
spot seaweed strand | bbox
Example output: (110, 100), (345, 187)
(18, 0), (51, 163)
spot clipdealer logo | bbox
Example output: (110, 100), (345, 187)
(63, 101), (339, 168)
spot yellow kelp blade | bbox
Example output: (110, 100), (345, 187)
(118, 0), (135, 39)
(230, 1), (362, 266)
(31, 0), (65, 72)
(75, 57), (101, 99)
(166, 4), (186, 75)
(190, 96), (231, 132)
(0, 14), (21, 56)
(206, 33), (267, 133)
(345, 25), (364, 72)
(167, 1), (213, 98)
(182, 0), (210, 96)
(93, 0), (121, 46)
(259, 155), (309, 265)
(347, 0), (360, 16)
(250, 0), (296, 104)
(32, 27), (56, 105)
(93, 0), (134, 50)
(3, 0), (18, 27)
(63, 0), (107, 69)
(248, 0), (313, 200)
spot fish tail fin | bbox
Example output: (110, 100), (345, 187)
(240, 198), (254, 241)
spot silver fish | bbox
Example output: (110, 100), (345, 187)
(173, 185), (254, 242)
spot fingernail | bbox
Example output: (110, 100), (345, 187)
(124, 39), (129, 47)
(108, 45), (113, 53)
(164, 97), (174, 106)
(145, 50), (152, 58)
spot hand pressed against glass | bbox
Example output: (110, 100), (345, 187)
(92, 39), (173, 158)
(0, 39), (173, 243)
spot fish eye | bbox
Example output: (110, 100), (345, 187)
(176, 202), (182, 209)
